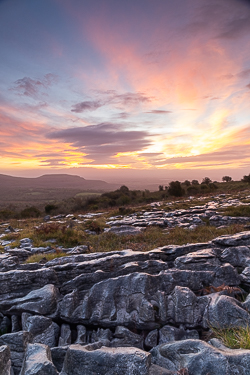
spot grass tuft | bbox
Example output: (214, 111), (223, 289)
(211, 325), (250, 349)
(220, 205), (250, 217)
(25, 251), (67, 264)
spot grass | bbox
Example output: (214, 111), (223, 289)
(26, 251), (67, 263)
(220, 205), (250, 217)
(211, 325), (250, 349)
(11, 223), (244, 264)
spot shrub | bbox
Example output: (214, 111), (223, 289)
(168, 181), (185, 197)
(242, 174), (250, 183)
(119, 185), (129, 194)
(20, 206), (41, 218)
(201, 177), (212, 185)
(222, 176), (232, 182)
(44, 204), (58, 214)
(208, 182), (218, 190)
(0, 209), (15, 220)
(200, 184), (208, 190)
(183, 180), (191, 186)
(191, 179), (199, 185)
(187, 186), (199, 195)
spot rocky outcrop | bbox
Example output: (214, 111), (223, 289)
(2, 199), (250, 372)
(151, 339), (250, 374)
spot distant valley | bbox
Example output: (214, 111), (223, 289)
(0, 174), (119, 209)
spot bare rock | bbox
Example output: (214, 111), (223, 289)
(0, 345), (14, 375)
(0, 331), (30, 375)
(20, 343), (59, 375)
(60, 344), (151, 375)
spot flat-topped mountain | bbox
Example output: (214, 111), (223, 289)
(0, 174), (119, 208)
(0, 173), (116, 190)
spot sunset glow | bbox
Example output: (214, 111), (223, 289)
(1, 0), (250, 181)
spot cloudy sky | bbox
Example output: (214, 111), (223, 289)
(1, 0), (250, 182)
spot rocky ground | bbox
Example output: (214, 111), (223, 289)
(1, 193), (250, 374)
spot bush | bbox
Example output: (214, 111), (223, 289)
(191, 180), (199, 185)
(208, 182), (218, 190)
(242, 174), (250, 183)
(168, 181), (185, 197)
(222, 176), (232, 182)
(187, 186), (199, 195)
(20, 206), (41, 218)
(119, 185), (129, 194)
(44, 204), (58, 214)
(200, 184), (208, 190)
(0, 209), (15, 220)
(183, 180), (191, 186)
(201, 177), (212, 185)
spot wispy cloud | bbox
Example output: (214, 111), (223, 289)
(71, 100), (102, 112)
(145, 110), (172, 114)
(72, 91), (152, 113)
(12, 73), (58, 98)
(47, 123), (153, 163)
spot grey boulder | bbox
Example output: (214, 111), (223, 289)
(20, 343), (59, 375)
(0, 345), (14, 375)
(151, 339), (250, 375)
(60, 344), (151, 375)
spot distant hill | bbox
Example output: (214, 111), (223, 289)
(0, 173), (117, 190)
(0, 174), (119, 208)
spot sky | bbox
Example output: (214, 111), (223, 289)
(1, 0), (250, 184)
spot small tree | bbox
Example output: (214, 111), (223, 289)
(222, 176), (232, 182)
(191, 179), (199, 185)
(119, 185), (129, 194)
(242, 174), (250, 183)
(202, 177), (212, 185)
(168, 181), (185, 197)
(159, 185), (164, 191)
(183, 180), (191, 187)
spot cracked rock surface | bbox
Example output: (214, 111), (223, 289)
(1, 195), (250, 373)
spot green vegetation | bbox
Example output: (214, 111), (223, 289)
(168, 181), (185, 197)
(0, 220), (240, 263)
(26, 251), (67, 264)
(0, 175), (250, 218)
(211, 325), (250, 349)
(220, 205), (250, 217)
(242, 174), (250, 183)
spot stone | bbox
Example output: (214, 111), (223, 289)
(203, 294), (250, 329)
(51, 346), (68, 372)
(0, 331), (30, 375)
(20, 343), (59, 375)
(105, 225), (143, 236)
(167, 286), (207, 328)
(0, 269), (57, 300)
(0, 315), (11, 333)
(174, 248), (221, 271)
(0, 345), (14, 375)
(0, 284), (60, 316)
(159, 325), (199, 344)
(74, 325), (86, 344)
(22, 314), (60, 348)
(212, 231), (250, 247)
(220, 246), (250, 267)
(58, 324), (71, 346)
(145, 329), (158, 349)
(11, 315), (21, 333)
(149, 364), (177, 374)
(60, 345), (151, 375)
(111, 326), (143, 349)
(152, 339), (250, 375)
